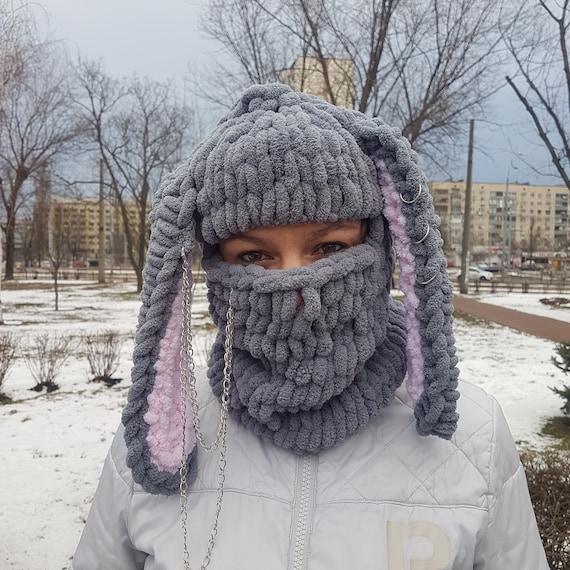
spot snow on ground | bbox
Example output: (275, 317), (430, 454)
(0, 281), (568, 570)
(472, 291), (570, 322)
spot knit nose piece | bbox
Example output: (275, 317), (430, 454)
(301, 288), (321, 320)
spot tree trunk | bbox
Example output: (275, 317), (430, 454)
(54, 270), (59, 311)
(4, 168), (30, 280)
(135, 267), (143, 294)
(4, 206), (15, 280)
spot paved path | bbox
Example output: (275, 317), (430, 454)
(452, 295), (570, 343)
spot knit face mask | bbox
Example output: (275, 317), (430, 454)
(122, 83), (460, 496)
(203, 224), (407, 455)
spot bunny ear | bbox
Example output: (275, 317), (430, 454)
(314, 101), (460, 438)
(375, 159), (459, 439)
(122, 164), (199, 496)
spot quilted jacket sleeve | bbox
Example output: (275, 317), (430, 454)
(69, 430), (147, 570)
(475, 397), (549, 569)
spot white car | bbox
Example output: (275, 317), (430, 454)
(457, 266), (494, 282)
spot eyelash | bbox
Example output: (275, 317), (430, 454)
(236, 242), (348, 265)
(317, 242), (346, 255)
(237, 251), (267, 264)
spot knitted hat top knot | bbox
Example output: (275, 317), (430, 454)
(193, 86), (381, 243)
(122, 82), (460, 496)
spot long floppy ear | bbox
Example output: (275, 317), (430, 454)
(375, 159), (459, 439)
(122, 163), (199, 496)
(305, 100), (459, 439)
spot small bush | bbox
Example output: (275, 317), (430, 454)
(552, 342), (570, 376)
(0, 332), (17, 397)
(24, 332), (74, 392)
(82, 329), (123, 387)
(550, 342), (570, 415)
(540, 297), (569, 308)
(551, 385), (570, 416)
(521, 449), (570, 569)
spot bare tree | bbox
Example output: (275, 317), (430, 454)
(48, 199), (74, 311)
(383, 0), (509, 169)
(196, 0), (393, 109)
(504, 1), (570, 190)
(15, 212), (32, 266)
(30, 164), (50, 266)
(0, 1), (36, 103)
(261, 0), (399, 111)
(521, 216), (541, 262)
(196, 0), (511, 172)
(0, 0), (34, 317)
(0, 32), (81, 280)
(75, 61), (195, 292)
(196, 0), (295, 107)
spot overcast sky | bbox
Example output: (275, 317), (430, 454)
(34, 0), (562, 187)
(37, 0), (212, 79)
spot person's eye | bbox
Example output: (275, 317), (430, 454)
(315, 242), (347, 256)
(236, 251), (268, 265)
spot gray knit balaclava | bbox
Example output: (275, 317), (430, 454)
(122, 83), (459, 496)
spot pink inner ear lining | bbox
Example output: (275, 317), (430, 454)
(374, 160), (425, 404)
(144, 275), (196, 474)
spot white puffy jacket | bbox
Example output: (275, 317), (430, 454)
(71, 370), (548, 569)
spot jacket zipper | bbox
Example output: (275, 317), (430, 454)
(291, 454), (316, 570)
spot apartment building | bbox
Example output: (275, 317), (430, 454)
(429, 180), (569, 263)
(49, 197), (149, 266)
(279, 55), (355, 109)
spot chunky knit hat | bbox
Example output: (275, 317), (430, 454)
(122, 83), (459, 496)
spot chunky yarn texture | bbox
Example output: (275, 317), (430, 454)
(122, 82), (460, 496)
(204, 243), (406, 454)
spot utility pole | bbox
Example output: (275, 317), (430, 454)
(502, 175), (510, 273)
(98, 158), (106, 284)
(501, 164), (517, 274)
(459, 120), (474, 295)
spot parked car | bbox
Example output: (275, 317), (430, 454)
(520, 260), (541, 271)
(457, 266), (494, 282)
(477, 263), (500, 273)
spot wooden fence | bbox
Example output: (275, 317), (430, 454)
(10, 268), (138, 283)
(9, 268), (570, 295)
(450, 272), (570, 295)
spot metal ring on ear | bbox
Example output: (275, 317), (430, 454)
(417, 272), (437, 286)
(400, 184), (424, 204)
(413, 224), (430, 244)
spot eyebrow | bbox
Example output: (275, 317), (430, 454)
(306, 220), (362, 239)
(222, 234), (266, 245)
(223, 220), (363, 243)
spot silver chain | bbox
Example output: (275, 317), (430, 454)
(179, 247), (234, 570)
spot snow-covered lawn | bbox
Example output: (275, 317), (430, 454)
(474, 291), (570, 322)
(0, 281), (568, 569)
